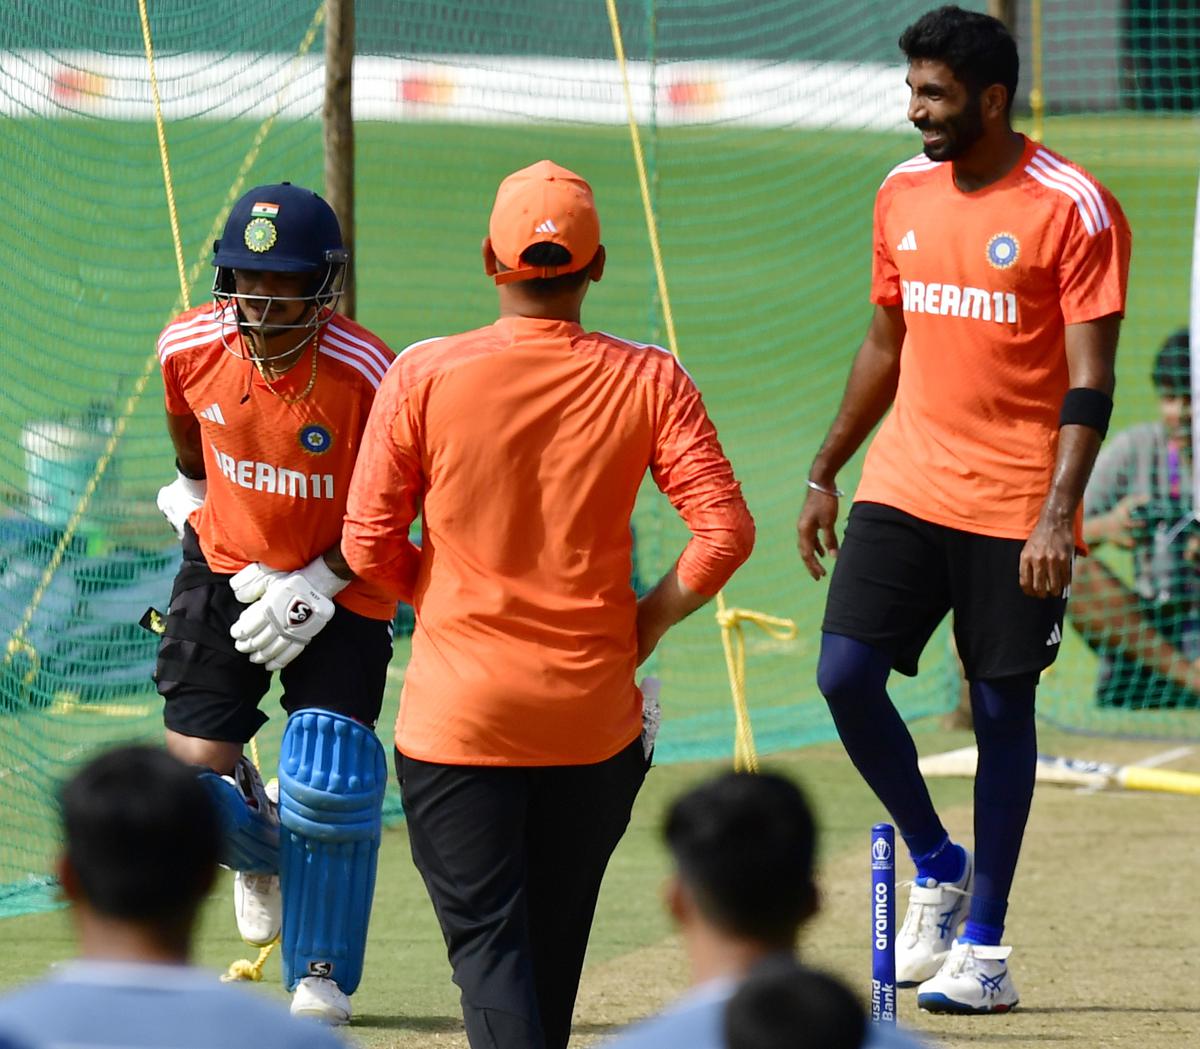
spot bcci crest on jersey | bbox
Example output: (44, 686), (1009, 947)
(986, 232), (1019, 269)
(300, 424), (333, 454)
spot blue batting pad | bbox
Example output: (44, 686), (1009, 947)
(196, 770), (279, 875)
(278, 708), (387, 994)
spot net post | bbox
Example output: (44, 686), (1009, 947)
(324, 0), (356, 319)
(1192, 168), (1200, 515)
(987, 0), (1016, 30)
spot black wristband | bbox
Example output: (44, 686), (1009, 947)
(1059, 387), (1113, 438)
(175, 458), (206, 481)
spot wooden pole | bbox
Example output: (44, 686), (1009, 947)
(987, 0), (1016, 32)
(323, 0), (355, 319)
(1029, 0), (1044, 140)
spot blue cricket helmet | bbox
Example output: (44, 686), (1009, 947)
(213, 182), (345, 272)
(211, 182), (349, 352)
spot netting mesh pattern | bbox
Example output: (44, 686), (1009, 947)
(0, 1), (327, 913)
(2, 0), (1198, 913)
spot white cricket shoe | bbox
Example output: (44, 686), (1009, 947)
(234, 871), (281, 946)
(917, 939), (1019, 1014)
(291, 976), (352, 1026)
(895, 849), (973, 986)
(230, 772), (281, 946)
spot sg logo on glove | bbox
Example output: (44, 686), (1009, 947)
(231, 575), (335, 672)
(287, 600), (314, 627)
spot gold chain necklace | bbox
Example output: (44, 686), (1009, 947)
(256, 338), (319, 404)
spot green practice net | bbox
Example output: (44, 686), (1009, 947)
(1, 0), (1198, 915)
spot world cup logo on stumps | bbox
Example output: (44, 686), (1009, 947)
(871, 822), (896, 1025)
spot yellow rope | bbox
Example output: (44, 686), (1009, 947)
(603, 0), (795, 772)
(602, 0), (679, 353)
(1, 0), (192, 679)
(135, 2), (323, 984)
(221, 941), (279, 984)
(2, 4), (326, 681)
(47, 695), (156, 718)
(2, 639), (39, 703)
(714, 599), (799, 773)
(1029, 0), (1045, 142)
(137, 0), (190, 311)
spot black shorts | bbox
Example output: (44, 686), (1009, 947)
(822, 502), (1067, 681)
(154, 526), (392, 742)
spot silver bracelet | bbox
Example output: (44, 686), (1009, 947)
(806, 478), (845, 498)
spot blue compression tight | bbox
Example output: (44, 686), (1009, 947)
(964, 671), (1037, 944)
(817, 633), (1037, 945)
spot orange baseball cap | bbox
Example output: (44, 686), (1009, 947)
(488, 160), (601, 286)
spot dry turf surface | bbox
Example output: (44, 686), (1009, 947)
(807, 743), (1200, 1049)
(2, 730), (1198, 1048)
(573, 736), (1200, 1049)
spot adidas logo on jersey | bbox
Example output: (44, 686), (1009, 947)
(534, 219), (558, 234)
(896, 229), (917, 252)
(1045, 623), (1062, 647)
(199, 402), (226, 425)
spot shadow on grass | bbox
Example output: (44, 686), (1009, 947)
(572, 1021), (634, 1035)
(348, 1016), (637, 1036)
(1012, 1005), (1200, 1015)
(351, 1014), (463, 1033)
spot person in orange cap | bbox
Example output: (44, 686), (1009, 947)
(342, 159), (756, 1049)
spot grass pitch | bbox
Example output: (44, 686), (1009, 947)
(0, 723), (1196, 1048)
(2, 111), (1199, 1045)
(3, 112), (1198, 746)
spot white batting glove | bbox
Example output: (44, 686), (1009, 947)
(229, 556), (349, 671)
(156, 470), (206, 539)
(229, 562), (287, 604)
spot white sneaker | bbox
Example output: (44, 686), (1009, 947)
(896, 849), (973, 986)
(291, 976), (352, 1026)
(917, 939), (1019, 1014)
(231, 774), (281, 946)
(234, 871), (281, 946)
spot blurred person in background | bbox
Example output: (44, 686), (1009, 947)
(603, 771), (927, 1049)
(1071, 328), (1200, 708)
(723, 960), (866, 1049)
(0, 745), (345, 1049)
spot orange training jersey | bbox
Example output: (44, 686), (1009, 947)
(858, 135), (1132, 540)
(342, 316), (755, 767)
(157, 302), (397, 621)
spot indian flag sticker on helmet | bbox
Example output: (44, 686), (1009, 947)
(244, 217), (277, 253)
(251, 202), (280, 218)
